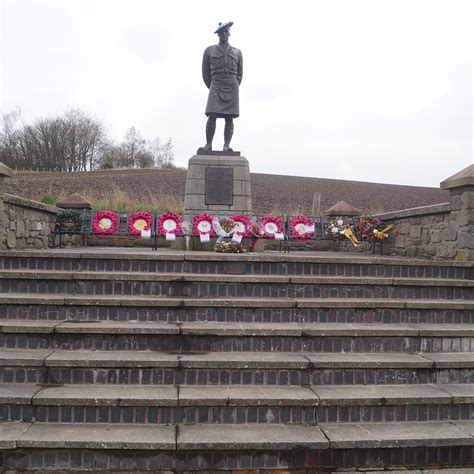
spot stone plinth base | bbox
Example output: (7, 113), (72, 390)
(184, 154), (252, 215)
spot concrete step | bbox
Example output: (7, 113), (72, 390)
(1, 349), (474, 385)
(1, 294), (472, 309)
(1, 320), (474, 352)
(1, 294), (473, 327)
(0, 249), (471, 279)
(6, 270), (474, 286)
(1, 421), (474, 470)
(1, 383), (474, 424)
(0, 270), (472, 299)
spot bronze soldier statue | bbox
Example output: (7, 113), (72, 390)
(198, 22), (243, 153)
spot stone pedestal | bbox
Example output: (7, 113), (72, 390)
(0, 162), (15, 250)
(184, 154), (252, 215)
(440, 164), (474, 261)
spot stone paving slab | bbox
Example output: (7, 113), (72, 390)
(56, 321), (180, 334)
(312, 384), (452, 407)
(404, 300), (474, 310)
(299, 299), (474, 310)
(422, 352), (474, 368)
(182, 298), (297, 308)
(305, 352), (432, 368)
(412, 324), (474, 336)
(44, 350), (180, 368)
(291, 276), (394, 285)
(1, 270), (180, 281)
(450, 421), (474, 438)
(0, 384), (42, 404)
(179, 352), (309, 369)
(297, 299), (406, 309)
(0, 349), (53, 366)
(312, 385), (383, 406)
(32, 384), (178, 406)
(177, 424), (329, 450)
(300, 323), (418, 337)
(0, 320), (59, 333)
(0, 422), (31, 449)
(292, 276), (473, 287)
(320, 421), (474, 449)
(183, 274), (291, 283)
(438, 384), (474, 403)
(63, 296), (183, 307)
(0, 294), (65, 305)
(179, 385), (318, 406)
(396, 278), (474, 287)
(72, 272), (183, 282)
(0, 270), (75, 281)
(180, 322), (303, 336)
(373, 384), (452, 404)
(17, 423), (176, 449)
(74, 272), (183, 282)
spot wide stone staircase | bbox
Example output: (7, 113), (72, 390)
(0, 248), (473, 472)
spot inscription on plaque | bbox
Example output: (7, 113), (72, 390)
(205, 167), (233, 205)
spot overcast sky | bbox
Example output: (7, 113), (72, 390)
(1, 0), (472, 187)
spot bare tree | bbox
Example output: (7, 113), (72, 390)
(0, 108), (21, 168)
(2, 108), (106, 171)
(2, 108), (174, 172)
(122, 127), (146, 168)
(98, 142), (127, 169)
(63, 108), (106, 171)
(135, 149), (155, 168)
(150, 137), (175, 168)
(99, 127), (154, 169)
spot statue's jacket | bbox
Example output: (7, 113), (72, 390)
(202, 43), (243, 118)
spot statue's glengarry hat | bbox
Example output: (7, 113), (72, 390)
(214, 21), (233, 34)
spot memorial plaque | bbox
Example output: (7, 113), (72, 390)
(205, 167), (233, 205)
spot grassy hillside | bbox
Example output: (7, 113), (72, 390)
(3, 168), (448, 215)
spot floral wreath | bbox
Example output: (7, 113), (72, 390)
(229, 213), (250, 237)
(260, 214), (284, 239)
(92, 210), (119, 235)
(353, 217), (382, 242)
(289, 215), (314, 240)
(127, 211), (152, 236)
(325, 217), (360, 246)
(157, 211), (182, 236)
(325, 217), (348, 240)
(193, 213), (216, 237)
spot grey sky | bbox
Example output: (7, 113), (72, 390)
(1, 0), (472, 187)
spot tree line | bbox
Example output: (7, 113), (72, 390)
(0, 108), (176, 172)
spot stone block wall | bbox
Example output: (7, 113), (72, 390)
(375, 199), (473, 262)
(1, 193), (59, 250)
(374, 203), (452, 259)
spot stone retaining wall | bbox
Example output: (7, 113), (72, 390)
(374, 203), (453, 259)
(1, 193), (59, 250)
(374, 168), (473, 262)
